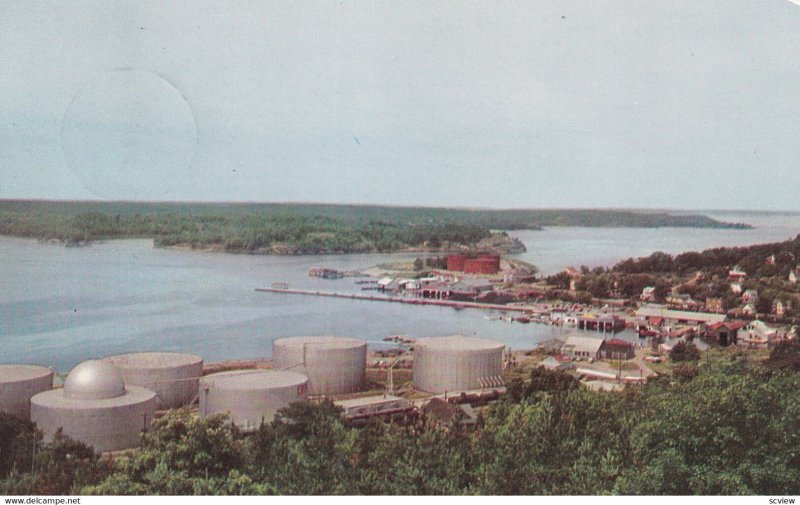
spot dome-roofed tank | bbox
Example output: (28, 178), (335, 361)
(104, 352), (203, 409)
(0, 364), (54, 420)
(200, 369), (308, 430)
(31, 359), (156, 452)
(64, 360), (126, 400)
(272, 336), (366, 395)
(413, 335), (505, 393)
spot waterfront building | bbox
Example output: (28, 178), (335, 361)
(561, 336), (604, 361)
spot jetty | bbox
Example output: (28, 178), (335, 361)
(255, 287), (529, 313)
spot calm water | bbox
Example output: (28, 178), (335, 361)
(2, 210), (798, 372)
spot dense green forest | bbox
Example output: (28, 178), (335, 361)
(2, 347), (799, 495)
(0, 200), (749, 255)
(544, 234), (800, 318)
(612, 234), (800, 277)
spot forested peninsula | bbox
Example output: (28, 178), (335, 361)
(0, 200), (750, 255)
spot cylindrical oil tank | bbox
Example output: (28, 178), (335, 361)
(478, 254), (501, 271)
(31, 360), (156, 452)
(272, 336), (366, 395)
(464, 258), (499, 274)
(0, 365), (54, 420)
(413, 335), (504, 393)
(446, 254), (466, 271)
(199, 370), (308, 430)
(104, 352), (203, 409)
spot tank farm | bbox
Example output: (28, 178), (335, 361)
(1, 334), (508, 452)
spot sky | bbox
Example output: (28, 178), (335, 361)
(2, 0), (800, 210)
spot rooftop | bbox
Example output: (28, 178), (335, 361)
(335, 394), (405, 409)
(273, 336), (366, 349)
(200, 369), (308, 390)
(0, 364), (52, 383)
(63, 360), (126, 400)
(105, 352), (203, 369)
(416, 335), (504, 351)
(636, 304), (727, 324)
(563, 336), (605, 354)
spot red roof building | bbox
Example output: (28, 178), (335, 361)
(599, 339), (635, 360)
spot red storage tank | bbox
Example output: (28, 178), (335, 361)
(464, 258), (499, 274)
(477, 254), (501, 271)
(446, 255), (466, 271)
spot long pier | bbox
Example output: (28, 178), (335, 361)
(255, 287), (529, 313)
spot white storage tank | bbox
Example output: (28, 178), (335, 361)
(272, 336), (366, 395)
(31, 360), (156, 452)
(104, 352), (203, 409)
(413, 335), (505, 393)
(199, 370), (308, 430)
(0, 365), (54, 420)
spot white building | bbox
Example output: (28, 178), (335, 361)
(738, 320), (779, 349)
(561, 336), (604, 361)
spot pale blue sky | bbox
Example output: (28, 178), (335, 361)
(2, 1), (800, 209)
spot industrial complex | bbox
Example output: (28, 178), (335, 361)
(0, 334), (517, 453)
(272, 336), (367, 395)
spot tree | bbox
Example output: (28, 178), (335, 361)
(2, 429), (107, 495)
(545, 271), (571, 289)
(0, 413), (38, 478)
(669, 342), (701, 362)
(507, 367), (580, 403)
(83, 409), (259, 495)
(767, 339), (800, 372)
(254, 401), (356, 495)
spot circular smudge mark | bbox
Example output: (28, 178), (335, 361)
(61, 68), (197, 199)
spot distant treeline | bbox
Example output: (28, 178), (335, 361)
(0, 200), (749, 254)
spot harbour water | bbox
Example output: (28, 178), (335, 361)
(2, 210), (798, 372)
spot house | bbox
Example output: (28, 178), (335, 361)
(739, 320), (779, 349)
(635, 305), (726, 330)
(641, 286), (656, 302)
(705, 297), (724, 314)
(730, 283), (743, 294)
(666, 293), (701, 310)
(449, 279), (494, 294)
(561, 336), (604, 361)
(789, 270), (797, 284)
(503, 269), (535, 284)
(773, 299), (791, 317)
(765, 254), (777, 266)
(577, 314), (625, 332)
(599, 339), (635, 360)
(742, 303), (757, 316)
(377, 277), (401, 292)
(741, 290), (758, 304)
(728, 267), (747, 282)
(536, 338), (566, 354)
(422, 398), (477, 427)
(539, 356), (575, 371)
(705, 320), (746, 346)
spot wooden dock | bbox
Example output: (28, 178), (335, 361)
(255, 287), (528, 313)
